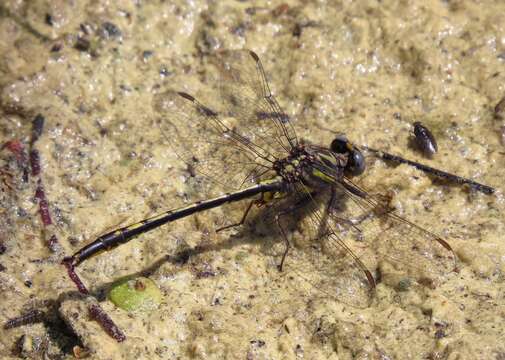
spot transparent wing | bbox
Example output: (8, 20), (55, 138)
(265, 182), (375, 308)
(153, 90), (277, 193)
(212, 50), (298, 157)
(327, 178), (457, 280)
(152, 49), (296, 192)
(288, 218), (375, 308)
(272, 175), (455, 307)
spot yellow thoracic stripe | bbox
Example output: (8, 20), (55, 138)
(312, 168), (336, 184)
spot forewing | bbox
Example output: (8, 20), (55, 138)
(153, 50), (297, 193)
(212, 50), (298, 156)
(153, 90), (277, 193)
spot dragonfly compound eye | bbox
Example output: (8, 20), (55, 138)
(347, 148), (366, 176)
(330, 135), (365, 176)
(330, 135), (349, 154)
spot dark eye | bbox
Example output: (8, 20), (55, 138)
(347, 148), (365, 176)
(330, 135), (349, 154)
(330, 135), (366, 176)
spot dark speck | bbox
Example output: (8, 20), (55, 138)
(50, 43), (62, 52)
(292, 23), (302, 37)
(494, 96), (505, 120)
(119, 84), (132, 92)
(142, 50), (154, 60)
(45, 14), (53, 26)
(17, 207), (27, 217)
(292, 21), (318, 37)
(230, 23), (246, 37)
(24, 280), (32, 288)
(175, 249), (191, 265)
(80, 23), (92, 35)
(31, 114), (45, 144)
(134, 279), (146, 291)
(68, 236), (79, 246)
(160, 66), (171, 77)
(245, 7), (256, 15)
(187, 163), (196, 177)
(422, 308), (433, 318)
(101, 22), (122, 39)
(272, 3), (289, 17)
(295, 344), (304, 356)
(250, 339), (265, 347)
(74, 37), (90, 52)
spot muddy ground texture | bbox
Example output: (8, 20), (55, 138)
(1, 1), (504, 359)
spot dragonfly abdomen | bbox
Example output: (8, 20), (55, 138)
(66, 179), (285, 267)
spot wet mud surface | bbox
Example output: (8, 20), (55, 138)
(1, 1), (504, 359)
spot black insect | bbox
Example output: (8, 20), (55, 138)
(413, 121), (438, 158)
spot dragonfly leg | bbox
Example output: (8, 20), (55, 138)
(275, 193), (315, 271)
(216, 200), (255, 232)
(275, 211), (290, 272)
(317, 187), (360, 239)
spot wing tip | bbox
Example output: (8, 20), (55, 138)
(177, 91), (195, 101)
(248, 50), (260, 62)
(365, 269), (376, 289)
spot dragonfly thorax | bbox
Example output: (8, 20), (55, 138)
(273, 145), (348, 188)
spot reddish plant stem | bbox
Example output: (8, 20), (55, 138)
(29, 114), (61, 252)
(3, 139), (29, 182)
(62, 258), (89, 295)
(30, 149), (41, 176)
(88, 304), (126, 342)
(3, 310), (44, 329)
(35, 180), (53, 226)
(31, 114), (45, 145)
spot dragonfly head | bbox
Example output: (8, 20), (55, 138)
(330, 135), (366, 176)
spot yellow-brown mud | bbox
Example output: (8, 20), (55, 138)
(1, 1), (504, 359)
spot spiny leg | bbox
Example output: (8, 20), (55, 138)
(216, 200), (256, 233)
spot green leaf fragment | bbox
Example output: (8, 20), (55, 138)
(108, 277), (162, 312)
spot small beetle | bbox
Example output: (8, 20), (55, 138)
(413, 121), (438, 158)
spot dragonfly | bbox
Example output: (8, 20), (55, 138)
(63, 49), (460, 308)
